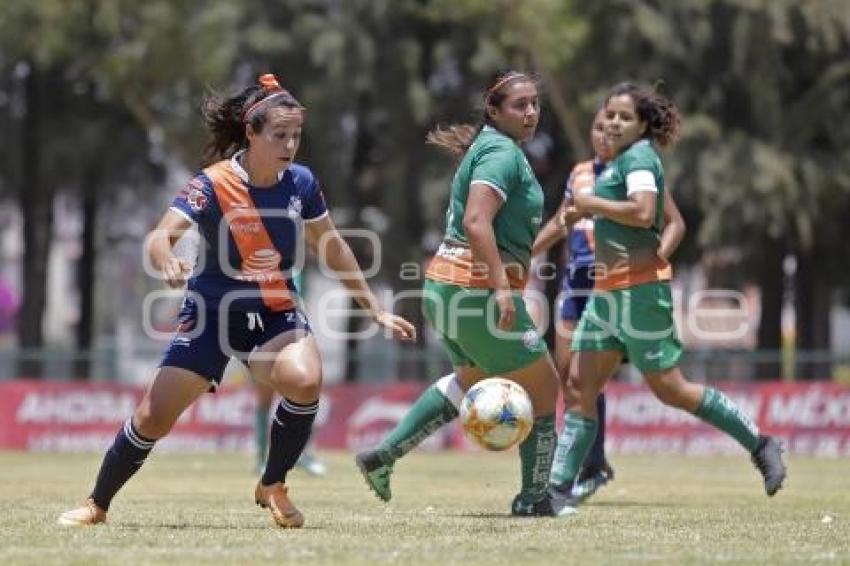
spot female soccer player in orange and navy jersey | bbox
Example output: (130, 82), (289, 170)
(58, 74), (415, 529)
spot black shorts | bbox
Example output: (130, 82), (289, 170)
(159, 297), (311, 387)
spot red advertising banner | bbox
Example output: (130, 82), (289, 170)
(1, 379), (848, 456)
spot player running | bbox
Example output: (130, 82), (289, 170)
(547, 83), (786, 515)
(58, 74), (414, 528)
(532, 107), (685, 503)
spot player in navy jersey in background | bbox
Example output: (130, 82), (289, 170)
(532, 108), (686, 503)
(58, 74), (415, 529)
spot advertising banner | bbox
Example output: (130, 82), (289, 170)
(1, 380), (848, 456)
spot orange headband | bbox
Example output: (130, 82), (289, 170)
(484, 73), (528, 104)
(242, 73), (295, 123)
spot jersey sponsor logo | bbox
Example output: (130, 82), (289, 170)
(230, 220), (263, 235)
(240, 248), (282, 281)
(435, 242), (468, 259)
(644, 350), (663, 361)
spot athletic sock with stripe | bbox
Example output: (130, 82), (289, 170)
(90, 418), (156, 510)
(261, 397), (319, 486)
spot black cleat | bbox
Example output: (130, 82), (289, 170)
(570, 463), (614, 503)
(512, 491), (578, 518)
(355, 449), (393, 502)
(511, 493), (556, 517)
(751, 435), (787, 496)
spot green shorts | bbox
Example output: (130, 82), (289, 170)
(422, 279), (547, 375)
(572, 281), (682, 373)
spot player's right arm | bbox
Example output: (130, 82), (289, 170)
(146, 209), (194, 288)
(464, 183), (515, 331)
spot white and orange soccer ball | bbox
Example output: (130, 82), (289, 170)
(460, 377), (534, 451)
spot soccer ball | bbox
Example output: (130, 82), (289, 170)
(460, 377), (534, 451)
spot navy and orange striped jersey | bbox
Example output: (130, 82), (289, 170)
(562, 158), (605, 271)
(170, 151), (328, 312)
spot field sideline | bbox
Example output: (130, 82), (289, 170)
(1, 451), (847, 565)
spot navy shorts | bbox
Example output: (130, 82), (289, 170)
(160, 297), (311, 386)
(559, 265), (594, 322)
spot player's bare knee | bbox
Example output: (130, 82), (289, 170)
(271, 366), (322, 401)
(133, 408), (173, 440)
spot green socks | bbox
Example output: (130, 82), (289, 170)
(694, 387), (760, 452)
(518, 414), (556, 502)
(549, 412), (598, 487)
(379, 386), (459, 463)
(255, 406), (268, 468)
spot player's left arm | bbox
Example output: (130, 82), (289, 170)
(304, 215), (416, 341)
(575, 191), (656, 229)
(574, 169), (656, 228)
(658, 190), (686, 261)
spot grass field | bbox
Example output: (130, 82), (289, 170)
(1, 451), (848, 565)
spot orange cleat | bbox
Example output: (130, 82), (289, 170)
(254, 482), (304, 528)
(57, 498), (107, 526)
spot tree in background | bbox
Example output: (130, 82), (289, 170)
(587, 0), (850, 378)
(0, 0), (239, 377)
(1, 0), (848, 381)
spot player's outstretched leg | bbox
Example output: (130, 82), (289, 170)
(692, 386), (787, 495)
(58, 418), (156, 526)
(356, 373), (461, 502)
(648, 369), (787, 496)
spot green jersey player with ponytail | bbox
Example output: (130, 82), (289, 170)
(357, 70), (565, 516)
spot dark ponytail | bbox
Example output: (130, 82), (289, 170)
(200, 74), (303, 166)
(426, 70), (534, 159)
(605, 82), (681, 149)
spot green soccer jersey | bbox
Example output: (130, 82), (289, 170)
(592, 139), (671, 290)
(442, 126), (544, 270)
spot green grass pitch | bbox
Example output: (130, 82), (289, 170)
(1, 451), (847, 565)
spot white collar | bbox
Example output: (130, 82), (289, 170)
(230, 149), (288, 184)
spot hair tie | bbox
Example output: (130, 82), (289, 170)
(258, 73), (282, 91)
(242, 73), (292, 123)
